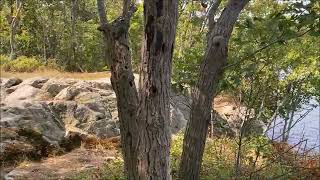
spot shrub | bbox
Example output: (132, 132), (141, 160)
(1, 56), (44, 72)
(45, 58), (60, 70)
(0, 54), (10, 66)
(71, 134), (317, 179)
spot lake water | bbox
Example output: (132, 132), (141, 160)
(266, 99), (320, 153)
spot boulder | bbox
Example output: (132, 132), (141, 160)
(3, 78), (22, 88)
(242, 118), (267, 136)
(0, 127), (57, 164)
(54, 85), (89, 100)
(20, 77), (49, 89)
(4, 85), (41, 103)
(41, 79), (75, 97)
(169, 92), (191, 133)
(170, 105), (187, 134)
(0, 101), (65, 144)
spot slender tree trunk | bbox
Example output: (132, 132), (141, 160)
(10, 0), (22, 60)
(70, 0), (78, 71)
(97, 1), (140, 178)
(137, 0), (178, 179)
(43, 23), (47, 62)
(180, 0), (249, 179)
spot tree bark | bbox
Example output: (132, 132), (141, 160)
(97, 0), (178, 179)
(97, 0), (140, 178)
(137, 0), (178, 179)
(180, 0), (249, 179)
(9, 0), (22, 60)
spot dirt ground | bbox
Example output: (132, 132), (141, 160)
(2, 148), (119, 180)
(0, 70), (110, 80)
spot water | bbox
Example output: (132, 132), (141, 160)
(267, 99), (320, 153)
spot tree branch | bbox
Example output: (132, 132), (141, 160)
(207, 0), (222, 33)
(209, 0), (250, 41)
(122, 0), (131, 16)
(97, 0), (108, 26)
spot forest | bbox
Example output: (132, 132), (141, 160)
(0, 0), (320, 179)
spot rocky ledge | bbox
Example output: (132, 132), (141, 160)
(0, 77), (265, 169)
(0, 77), (193, 165)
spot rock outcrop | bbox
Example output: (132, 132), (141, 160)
(0, 77), (265, 167)
(0, 77), (191, 165)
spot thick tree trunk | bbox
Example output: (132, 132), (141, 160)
(180, 0), (249, 179)
(97, 0), (178, 179)
(9, 0), (22, 60)
(137, 0), (178, 179)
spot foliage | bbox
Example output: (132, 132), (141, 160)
(220, 0), (320, 132)
(172, 2), (205, 92)
(71, 134), (319, 179)
(129, 4), (143, 71)
(0, 0), (120, 72)
(0, 54), (10, 66)
(1, 56), (44, 72)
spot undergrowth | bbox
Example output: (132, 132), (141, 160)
(70, 134), (320, 180)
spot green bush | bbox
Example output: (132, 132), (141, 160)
(1, 56), (44, 72)
(0, 54), (10, 66)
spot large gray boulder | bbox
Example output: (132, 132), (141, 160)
(4, 85), (41, 103)
(0, 101), (65, 144)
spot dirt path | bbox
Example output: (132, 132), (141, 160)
(3, 148), (118, 180)
(0, 70), (111, 80)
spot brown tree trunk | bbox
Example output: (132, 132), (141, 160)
(179, 0), (249, 179)
(9, 0), (22, 60)
(97, 0), (178, 179)
(97, 1), (140, 178)
(137, 0), (178, 179)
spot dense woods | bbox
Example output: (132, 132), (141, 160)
(1, 0), (320, 179)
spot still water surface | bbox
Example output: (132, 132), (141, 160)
(267, 99), (320, 153)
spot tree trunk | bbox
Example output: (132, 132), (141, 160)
(70, 0), (78, 71)
(97, 0), (178, 179)
(180, 0), (249, 179)
(97, 1), (140, 178)
(137, 0), (178, 179)
(10, 0), (22, 60)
